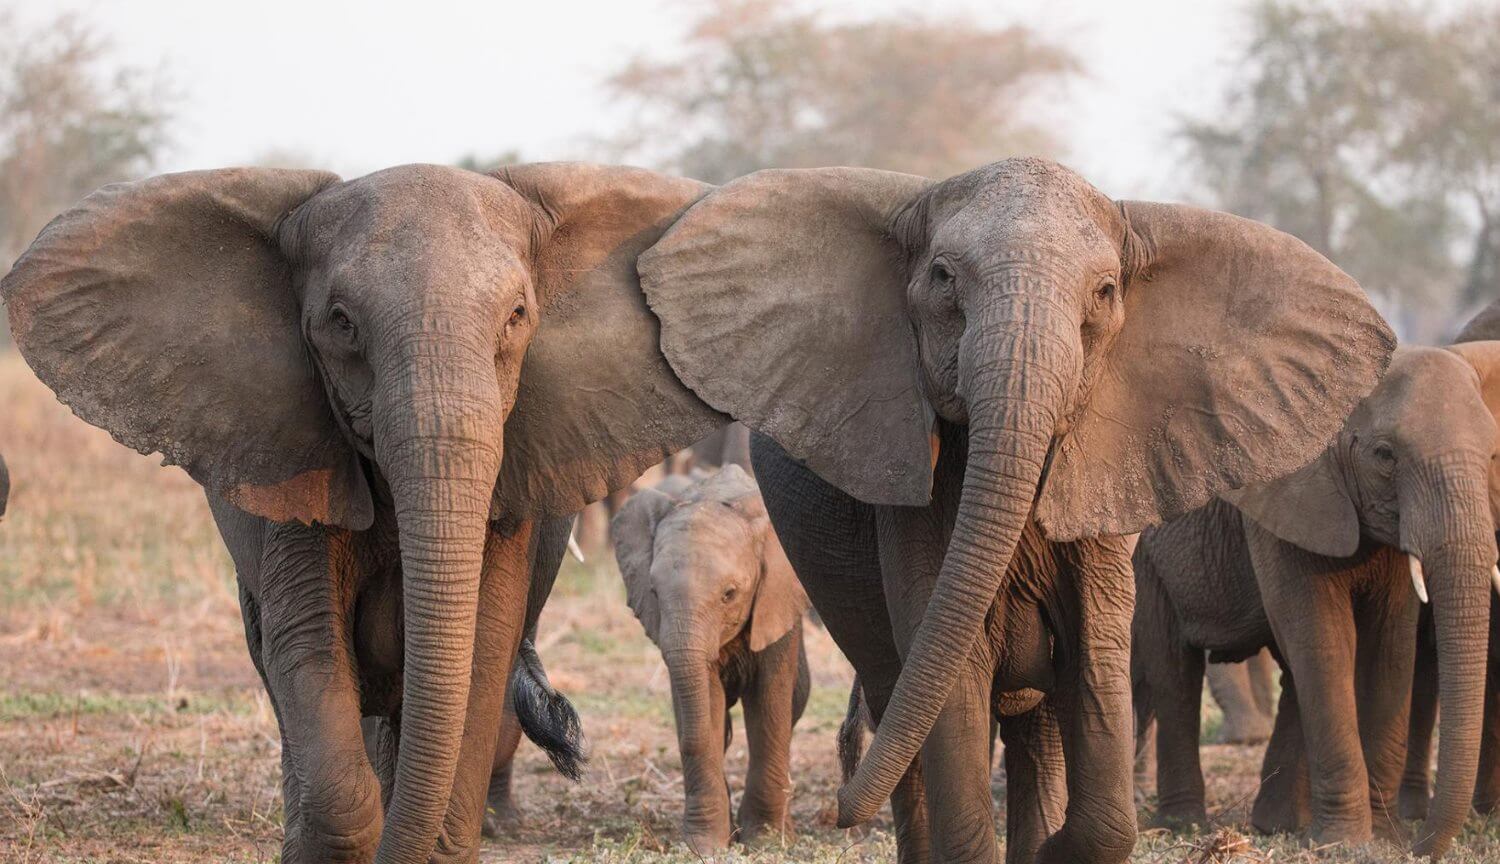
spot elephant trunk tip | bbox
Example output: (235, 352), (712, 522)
(835, 776), (881, 828)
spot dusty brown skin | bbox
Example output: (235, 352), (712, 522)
(0, 163), (724, 863)
(612, 466), (811, 854)
(1136, 345), (1500, 859)
(640, 158), (1395, 864)
(1206, 650), (1277, 745)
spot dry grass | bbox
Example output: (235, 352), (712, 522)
(2, 346), (1498, 862)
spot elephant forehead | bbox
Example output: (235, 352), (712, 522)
(655, 505), (755, 564)
(1361, 348), (1492, 449)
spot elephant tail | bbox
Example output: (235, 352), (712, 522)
(511, 636), (588, 781)
(837, 676), (873, 784)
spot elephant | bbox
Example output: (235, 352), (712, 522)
(1205, 650), (1277, 745)
(1131, 343), (1500, 857)
(1401, 299), (1500, 821)
(612, 465), (811, 853)
(636, 158), (1395, 863)
(0, 451), (8, 519)
(1, 162), (729, 863)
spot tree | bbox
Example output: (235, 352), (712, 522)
(0, 11), (170, 266)
(602, 0), (1078, 183)
(1180, 1), (1500, 342)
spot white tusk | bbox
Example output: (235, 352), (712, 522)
(567, 531), (585, 564)
(1491, 564), (1500, 597)
(1410, 555), (1429, 604)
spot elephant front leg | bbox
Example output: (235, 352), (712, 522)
(1399, 612), (1436, 820)
(1249, 525), (1370, 845)
(1000, 698), (1066, 864)
(917, 659), (999, 863)
(1352, 575), (1419, 844)
(1251, 668), (1311, 834)
(481, 693), (525, 838)
(1039, 536), (1138, 864)
(255, 524), (384, 864)
(738, 625), (808, 846)
(430, 522), (533, 864)
(1473, 594), (1500, 815)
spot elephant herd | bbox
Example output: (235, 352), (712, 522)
(7, 153), (1498, 864)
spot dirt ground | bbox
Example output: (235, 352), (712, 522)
(3, 348), (1499, 863)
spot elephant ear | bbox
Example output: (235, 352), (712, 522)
(1, 168), (374, 529)
(749, 514), (810, 652)
(611, 487), (677, 641)
(1222, 449), (1361, 558)
(1034, 201), (1395, 540)
(1456, 297), (1500, 343)
(491, 163), (727, 518)
(1443, 340), (1500, 524)
(639, 168), (937, 507)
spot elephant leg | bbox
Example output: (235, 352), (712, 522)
(238, 583), (308, 861)
(752, 433), (930, 862)
(1251, 666), (1311, 834)
(1246, 648), (1277, 719)
(738, 624), (806, 845)
(481, 694), (525, 837)
(1036, 536), (1138, 864)
(1207, 660), (1273, 745)
(363, 715), (399, 811)
(1250, 525), (1369, 845)
(1474, 593), (1500, 815)
(1131, 551), (1208, 828)
(430, 521), (534, 864)
(916, 660), (998, 863)
(1352, 577), (1419, 843)
(254, 522), (383, 864)
(1000, 698), (1066, 864)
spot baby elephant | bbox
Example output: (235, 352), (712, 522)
(613, 465), (810, 853)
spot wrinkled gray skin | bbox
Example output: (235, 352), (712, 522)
(1, 162), (726, 864)
(639, 158), (1394, 864)
(1133, 345), (1500, 858)
(613, 466), (811, 854)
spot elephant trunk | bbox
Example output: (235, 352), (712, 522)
(662, 646), (732, 853)
(1405, 461), (1496, 859)
(372, 339), (506, 863)
(837, 297), (1076, 826)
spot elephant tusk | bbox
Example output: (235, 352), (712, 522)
(1410, 555), (1429, 604)
(1492, 564), (1500, 597)
(567, 531), (586, 564)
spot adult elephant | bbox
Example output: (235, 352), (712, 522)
(638, 159), (1395, 863)
(1134, 344), (1500, 858)
(1, 163), (725, 863)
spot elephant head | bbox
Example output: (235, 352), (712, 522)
(1230, 343), (1500, 856)
(611, 464), (807, 851)
(638, 158), (1395, 824)
(0, 162), (723, 861)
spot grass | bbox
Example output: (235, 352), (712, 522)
(2, 344), (1497, 862)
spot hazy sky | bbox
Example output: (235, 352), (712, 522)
(12, 0), (1251, 199)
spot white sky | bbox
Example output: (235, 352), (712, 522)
(11, 0), (1256, 200)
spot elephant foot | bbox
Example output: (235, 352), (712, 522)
(1035, 820), (1136, 864)
(1218, 716), (1273, 746)
(1475, 793), (1500, 816)
(682, 822), (733, 857)
(1250, 788), (1307, 836)
(1305, 816), (1372, 850)
(1397, 781), (1430, 821)
(481, 790), (524, 839)
(1148, 806), (1208, 833)
(738, 812), (794, 848)
(1370, 808), (1409, 846)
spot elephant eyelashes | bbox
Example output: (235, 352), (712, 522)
(1096, 280), (1116, 301)
(929, 260), (954, 286)
(328, 304), (359, 348)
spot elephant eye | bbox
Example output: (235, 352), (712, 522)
(1373, 442), (1396, 462)
(508, 304), (526, 326)
(722, 587), (737, 603)
(328, 303), (358, 347)
(1096, 279), (1117, 301)
(929, 260), (955, 286)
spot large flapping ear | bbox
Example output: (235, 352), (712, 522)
(1222, 449), (1361, 558)
(748, 513), (810, 651)
(639, 168), (937, 507)
(1034, 201), (1395, 540)
(611, 487), (677, 641)
(491, 163), (727, 518)
(1, 169), (374, 529)
(1444, 340), (1500, 524)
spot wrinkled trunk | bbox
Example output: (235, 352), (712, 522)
(838, 297), (1076, 826)
(372, 341), (505, 864)
(663, 647), (731, 853)
(1404, 463), (1495, 859)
